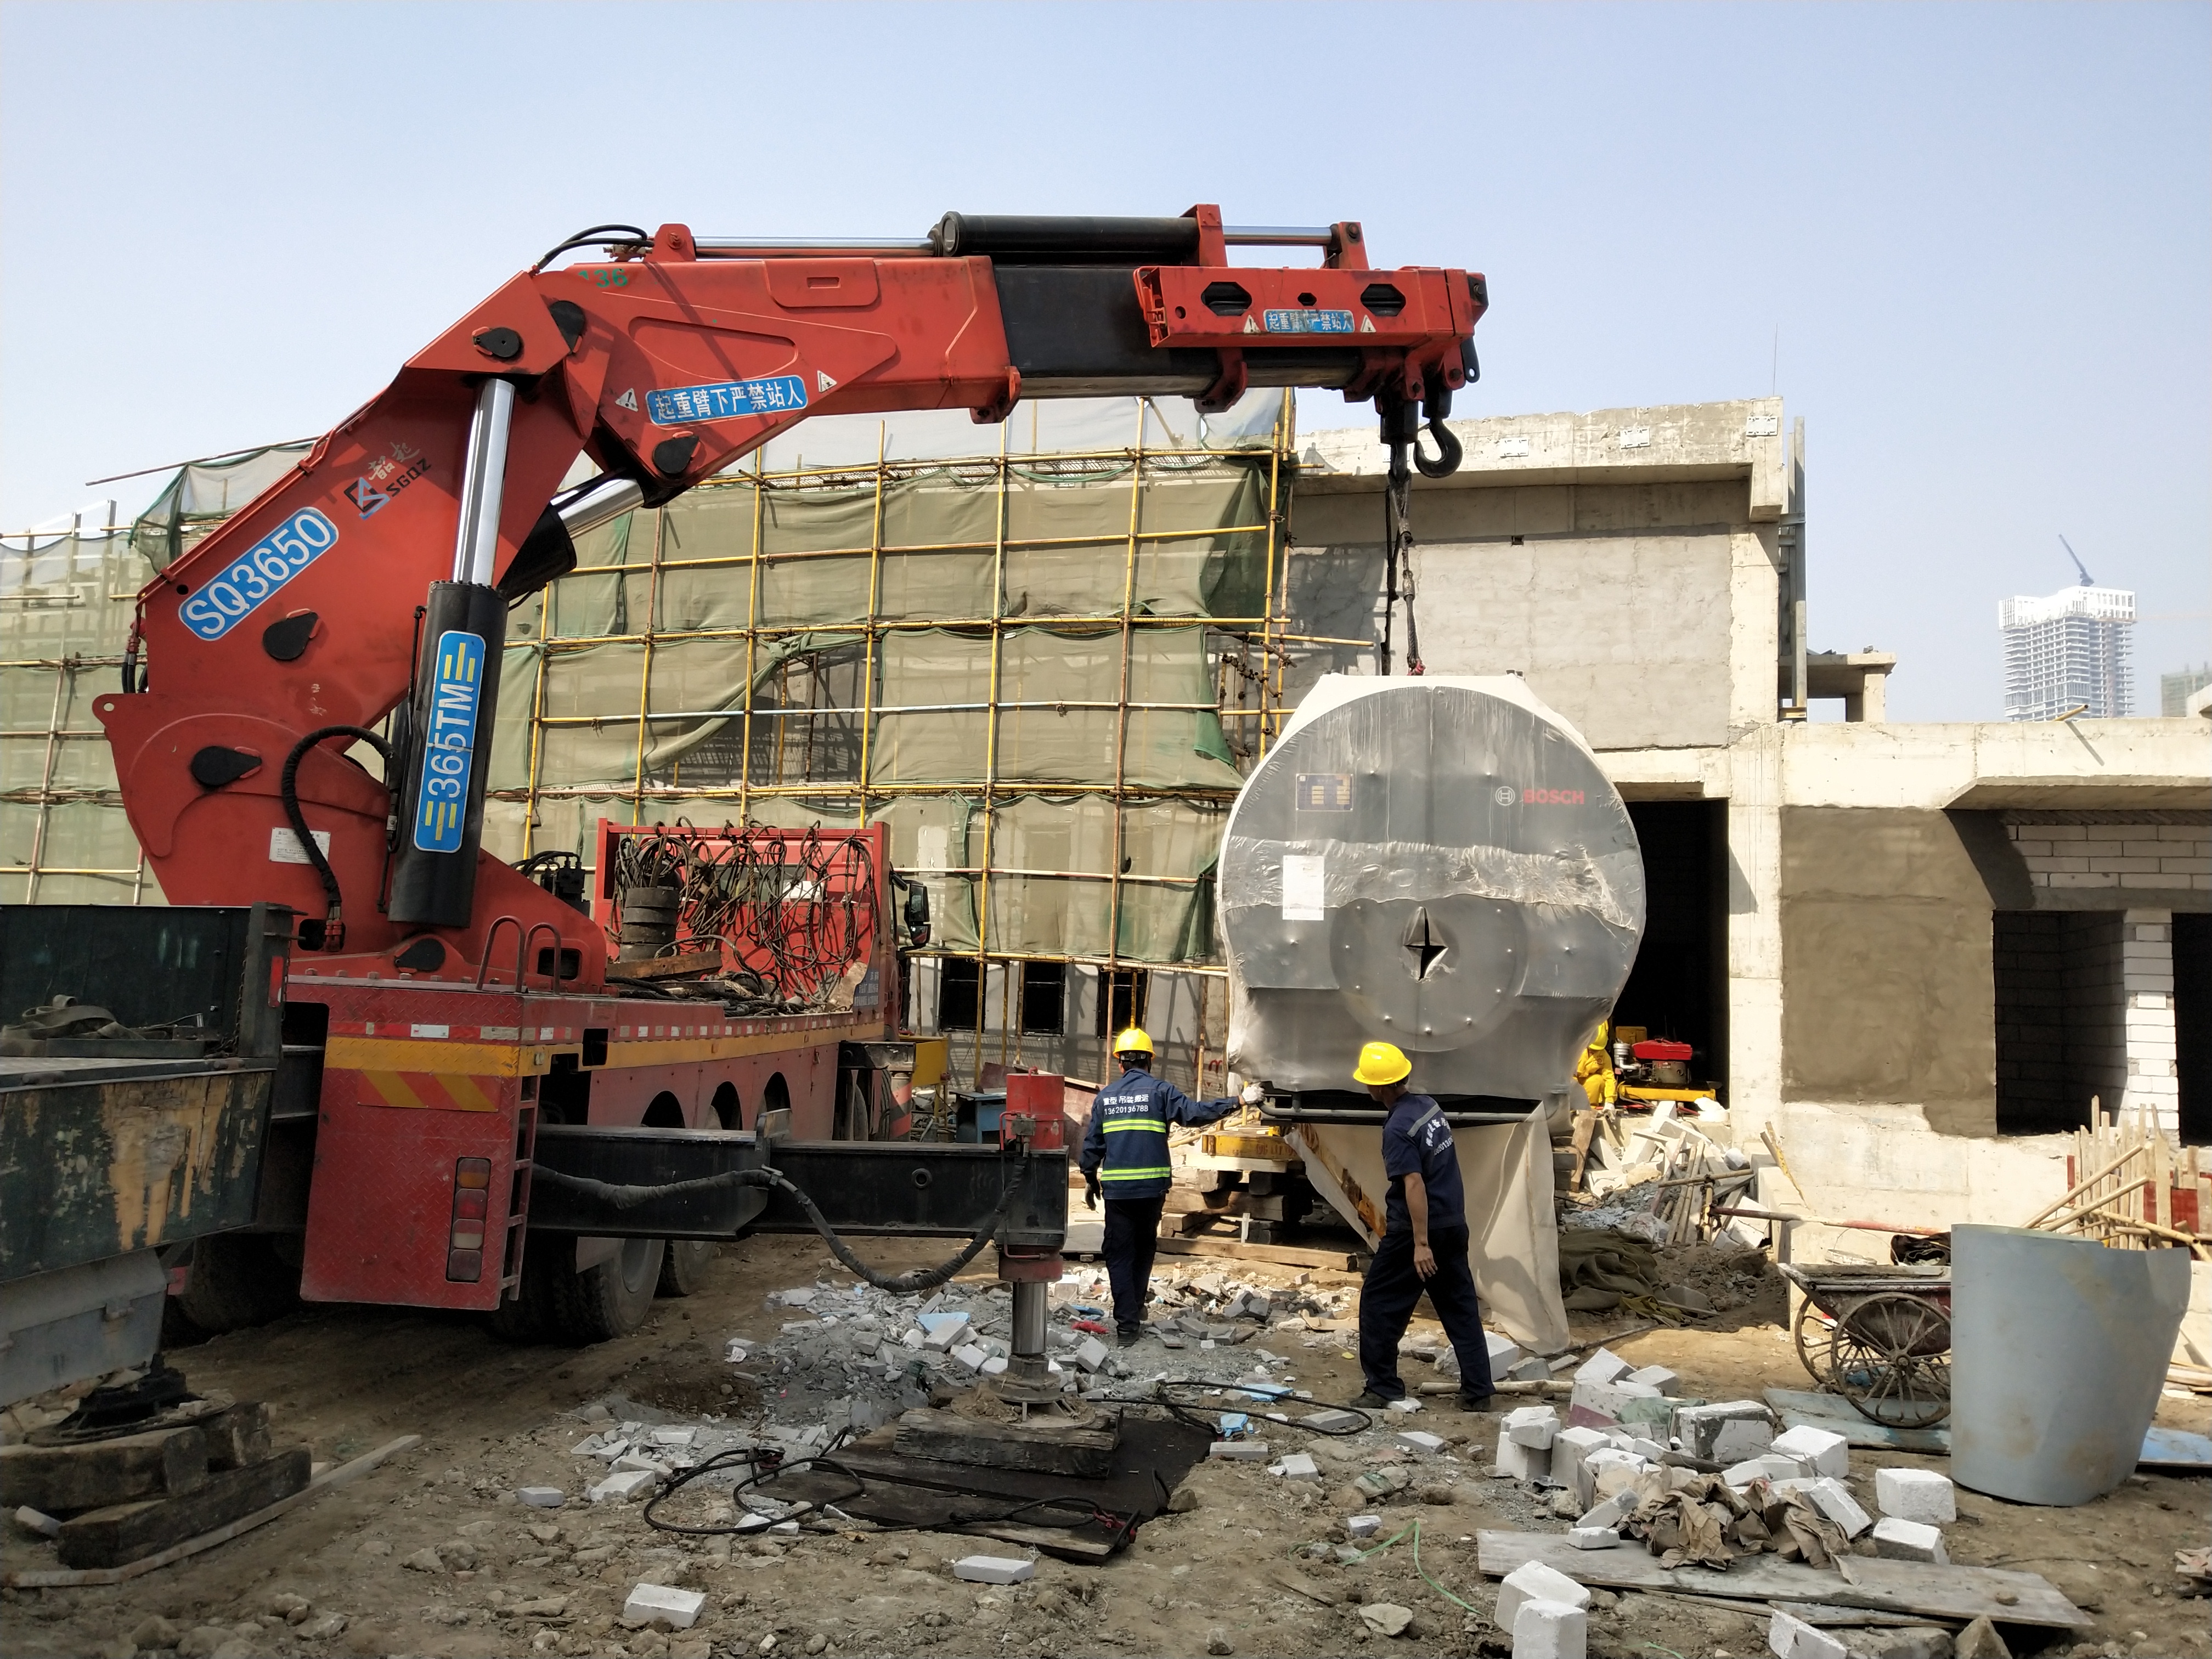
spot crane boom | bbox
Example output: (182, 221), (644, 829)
(98, 208), (1483, 991)
(2059, 534), (2095, 585)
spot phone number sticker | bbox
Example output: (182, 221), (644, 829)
(180, 507), (340, 641)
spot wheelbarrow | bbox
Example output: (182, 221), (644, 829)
(1778, 1260), (1953, 1430)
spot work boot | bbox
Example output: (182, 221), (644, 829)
(1116, 1323), (1143, 1346)
(1457, 1392), (1494, 1413)
(1350, 1390), (1397, 1409)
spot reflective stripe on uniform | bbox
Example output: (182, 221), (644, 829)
(1102, 1119), (1167, 1133)
(1406, 1102), (1443, 1136)
(1102, 1166), (1172, 1181)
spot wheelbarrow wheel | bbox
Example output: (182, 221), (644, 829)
(1792, 1292), (1837, 1385)
(1832, 1291), (1952, 1429)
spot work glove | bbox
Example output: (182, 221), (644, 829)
(1240, 1082), (1266, 1106)
(1083, 1171), (1100, 1210)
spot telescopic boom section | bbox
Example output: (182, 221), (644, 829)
(98, 208), (1485, 984)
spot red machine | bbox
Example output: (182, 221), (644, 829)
(89, 209), (1485, 1341)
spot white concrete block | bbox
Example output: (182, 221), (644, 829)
(1512, 1596), (1588, 1659)
(1073, 1335), (1111, 1372)
(1494, 1430), (1551, 1481)
(1486, 1331), (1528, 1373)
(953, 1555), (1035, 1584)
(1577, 1491), (1635, 1531)
(920, 1312), (970, 1351)
(951, 1342), (989, 1373)
(517, 1487), (565, 1508)
(611, 1451), (672, 1476)
(1590, 1455), (1654, 1504)
(1566, 1526), (1621, 1550)
(1505, 1405), (1559, 1449)
(1804, 1476), (1872, 1538)
(1770, 1425), (1849, 1479)
(1347, 1514), (1382, 1537)
(980, 1355), (1008, 1375)
(1874, 1466), (1956, 1523)
(1551, 1426), (1609, 1504)
(1571, 1348), (1632, 1386)
(1269, 1453), (1321, 1480)
(1496, 1560), (1592, 1632)
(1568, 1378), (1660, 1421)
(622, 1583), (706, 1630)
(1623, 1364), (1680, 1397)
(1723, 1454), (1807, 1488)
(1768, 1609), (1847, 1659)
(1397, 1430), (1447, 1454)
(1674, 1400), (1774, 1462)
(13, 1506), (60, 1537)
(588, 1469), (657, 1504)
(1870, 1516), (1948, 1564)
(1210, 1439), (1271, 1461)
(1626, 1437), (1667, 1463)
(1386, 1397), (1423, 1414)
(1302, 1408), (1362, 1433)
(648, 1426), (699, 1449)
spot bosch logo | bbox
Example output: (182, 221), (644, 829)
(1521, 787), (1586, 806)
(1493, 786), (1517, 806)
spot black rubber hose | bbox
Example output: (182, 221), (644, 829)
(527, 1163), (1013, 1295)
(532, 223), (651, 271)
(280, 725), (392, 950)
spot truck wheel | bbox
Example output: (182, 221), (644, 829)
(174, 1234), (301, 1334)
(657, 1239), (717, 1297)
(545, 1237), (664, 1344)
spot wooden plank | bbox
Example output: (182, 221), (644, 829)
(614, 950), (723, 980)
(57, 1449), (311, 1570)
(893, 1408), (1117, 1479)
(1474, 1531), (2091, 1630)
(1763, 1390), (1952, 1454)
(4, 1435), (417, 1589)
(0, 1424), (209, 1514)
(1152, 1234), (1363, 1271)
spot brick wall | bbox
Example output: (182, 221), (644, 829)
(2006, 821), (2211, 895)
(1992, 910), (2135, 1133)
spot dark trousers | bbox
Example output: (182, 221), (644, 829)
(1357, 1225), (1495, 1400)
(1102, 1194), (1165, 1329)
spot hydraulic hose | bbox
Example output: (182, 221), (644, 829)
(280, 724), (393, 952)
(527, 1163), (1015, 1295)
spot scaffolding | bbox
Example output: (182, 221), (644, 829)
(2, 396), (1336, 1094)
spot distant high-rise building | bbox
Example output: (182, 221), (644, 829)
(1999, 585), (2135, 720)
(2163, 664), (2212, 718)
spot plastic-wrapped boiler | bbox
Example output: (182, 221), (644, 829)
(1222, 675), (1646, 1103)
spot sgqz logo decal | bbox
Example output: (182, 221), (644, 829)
(343, 441), (430, 518)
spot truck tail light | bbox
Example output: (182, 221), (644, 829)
(448, 1157), (491, 1280)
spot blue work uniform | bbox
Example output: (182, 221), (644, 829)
(1357, 1092), (1497, 1402)
(1080, 1068), (1239, 1329)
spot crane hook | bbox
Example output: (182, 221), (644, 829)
(1413, 416), (1462, 479)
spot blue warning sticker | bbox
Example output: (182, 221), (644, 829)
(413, 630), (486, 854)
(645, 375), (808, 425)
(1262, 308), (1355, 334)
(179, 507), (341, 641)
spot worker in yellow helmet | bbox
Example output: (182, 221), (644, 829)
(1576, 1021), (1617, 1109)
(1079, 1026), (1261, 1344)
(1348, 1040), (1494, 1412)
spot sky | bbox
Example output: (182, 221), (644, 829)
(2, 1), (2205, 719)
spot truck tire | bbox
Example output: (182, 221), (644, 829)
(657, 1239), (716, 1297)
(174, 1234), (300, 1334)
(545, 1237), (664, 1345)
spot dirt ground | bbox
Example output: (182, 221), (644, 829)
(4, 1235), (2207, 1659)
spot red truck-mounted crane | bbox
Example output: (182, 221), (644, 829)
(26, 209), (1481, 1375)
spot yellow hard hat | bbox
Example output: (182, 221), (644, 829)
(1113, 1026), (1154, 1057)
(1352, 1040), (1412, 1086)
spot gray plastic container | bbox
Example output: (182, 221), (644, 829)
(1950, 1223), (2191, 1505)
